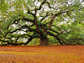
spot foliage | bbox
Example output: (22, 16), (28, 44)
(0, 0), (84, 45)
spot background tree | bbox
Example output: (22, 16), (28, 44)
(0, 0), (84, 45)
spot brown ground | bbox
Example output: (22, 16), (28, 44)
(0, 45), (84, 63)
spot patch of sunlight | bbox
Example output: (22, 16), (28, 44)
(0, 51), (54, 55)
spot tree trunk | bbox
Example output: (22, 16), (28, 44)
(40, 37), (48, 45)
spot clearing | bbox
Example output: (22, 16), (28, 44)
(0, 45), (84, 63)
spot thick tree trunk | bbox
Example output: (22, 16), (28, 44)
(40, 37), (48, 45)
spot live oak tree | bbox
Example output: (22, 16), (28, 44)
(0, 0), (84, 45)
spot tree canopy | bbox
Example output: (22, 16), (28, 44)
(0, 0), (84, 45)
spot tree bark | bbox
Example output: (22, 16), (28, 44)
(40, 37), (48, 45)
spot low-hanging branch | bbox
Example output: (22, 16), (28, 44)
(0, 39), (11, 45)
(49, 29), (60, 36)
(15, 34), (36, 45)
(23, 17), (35, 23)
(47, 31), (63, 45)
(0, 39), (9, 42)
(15, 34), (32, 44)
(24, 37), (33, 45)
(51, 25), (70, 34)
(5, 25), (36, 37)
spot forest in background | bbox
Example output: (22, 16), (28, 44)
(0, 0), (84, 45)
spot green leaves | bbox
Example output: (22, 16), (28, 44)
(0, 1), (9, 12)
(0, 0), (84, 45)
(48, 0), (54, 4)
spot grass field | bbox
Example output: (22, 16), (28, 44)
(0, 45), (84, 63)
